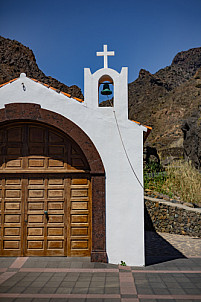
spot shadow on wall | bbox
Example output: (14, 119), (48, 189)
(145, 207), (186, 266)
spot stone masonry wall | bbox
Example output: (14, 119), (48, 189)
(145, 196), (201, 237)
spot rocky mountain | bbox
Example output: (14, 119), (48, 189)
(128, 47), (201, 162)
(0, 36), (83, 98)
(182, 103), (201, 170)
(155, 47), (201, 89)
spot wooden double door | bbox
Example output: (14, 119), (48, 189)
(0, 174), (91, 257)
(0, 123), (92, 257)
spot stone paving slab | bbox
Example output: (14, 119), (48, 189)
(0, 232), (201, 301)
(159, 232), (201, 257)
(0, 258), (201, 301)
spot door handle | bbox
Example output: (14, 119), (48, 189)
(44, 211), (49, 221)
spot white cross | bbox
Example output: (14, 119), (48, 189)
(96, 45), (115, 68)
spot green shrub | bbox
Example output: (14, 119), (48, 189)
(144, 160), (167, 193)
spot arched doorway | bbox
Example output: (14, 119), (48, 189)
(0, 104), (107, 262)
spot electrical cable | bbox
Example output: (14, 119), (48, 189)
(108, 97), (144, 189)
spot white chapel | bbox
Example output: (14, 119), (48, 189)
(0, 45), (151, 266)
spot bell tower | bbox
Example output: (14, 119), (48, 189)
(84, 45), (128, 121)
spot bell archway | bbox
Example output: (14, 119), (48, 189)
(98, 75), (114, 106)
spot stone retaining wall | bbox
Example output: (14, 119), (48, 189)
(145, 196), (201, 237)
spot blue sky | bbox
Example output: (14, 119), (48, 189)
(1, 0), (201, 93)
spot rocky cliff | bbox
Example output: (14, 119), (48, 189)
(0, 36), (83, 98)
(128, 47), (201, 161)
(182, 102), (201, 169)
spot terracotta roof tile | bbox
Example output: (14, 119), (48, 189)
(0, 76), (84, 103)
(60, 91), (71, 97)
(49, 86), (57, 91)
(30, 78), (84, 103)
(132, 120), (152, 130)
(0, 78), (18, 88)
(73, 97), (84, 103)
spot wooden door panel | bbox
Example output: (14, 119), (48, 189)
(6, 189), (21, 198)
(28, 203), (44, 210)
(28, 215), (44, 223)
(49, 131), (64, 143)
(4, 241), (20, 249)
(48, 241), (63, 249)
(48, 179), (63, 185)
(48, 215), (63, 223)
(71, 228), (88, 236)
(46, 177), (66, 256)
(4, 228), (20, 236)
(29, 145), (44, 155)
(28, 159), (45, 168)
(25, 177), (45, 256)
(71, 189), (88, 197)
(71, 215), (88, 223)
(68, 178), (91, 257)
(48, 228), (63, 236)
(29, 190), (44, 198)
(29, 126), (44, 143)
(5, 203), (20, 210)
(6, 158), (22, 168)
(48, 202), (63, 210)
(6, 179), (21, 185)
(28, 228), (43, 236)
(4, 215), (21, 223)
(0, 177), (23, 256)
(5, 126), (24, 171)
(71, 201), (88, 210)
(48, 189), (63, 198)
(25, 176), (66, 256)
(7, 127), (22, 142)
(29, 179), (44, 185)
(7, 147), (21, 155)
(28, 241), (43, 249)
(71, 241), (88, 249)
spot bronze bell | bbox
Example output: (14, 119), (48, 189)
(101, 83), (112, 95)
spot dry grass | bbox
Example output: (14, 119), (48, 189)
(165, 160), (201, 205)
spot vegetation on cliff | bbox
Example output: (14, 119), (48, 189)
(144, 160), (201, 207)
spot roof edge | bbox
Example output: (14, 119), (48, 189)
(0, 78), (18, 88)
(0, 76), (84, 103)
(131, 119), (152, 130)
(31, 78), (84, 103)
(131, 120), (152, 143)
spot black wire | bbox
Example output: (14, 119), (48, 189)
(108, 96), (144, 189)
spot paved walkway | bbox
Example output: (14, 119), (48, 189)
(0, 231), (201, 302)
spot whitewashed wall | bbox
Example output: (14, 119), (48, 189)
(0, 70), (147, 266)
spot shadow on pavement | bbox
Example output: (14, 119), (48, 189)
(144, 202), (186, 266)
(145, 231), (186, 266)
